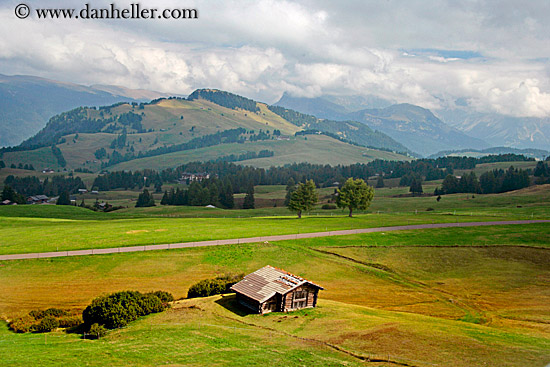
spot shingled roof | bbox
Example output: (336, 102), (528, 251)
(230, 265), (323, 303)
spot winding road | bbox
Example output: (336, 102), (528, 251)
(1, 219), (548, 261)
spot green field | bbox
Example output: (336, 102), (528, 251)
(1, 184), (549, 255)
(1, 182), (549, 366)
(1, 223), (549, 366)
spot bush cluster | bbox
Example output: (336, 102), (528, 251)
(82, 290), (173, 329)
(187, 274), (244, 299)
(88, 323), (107, 339)
(8, 308), (80, 333)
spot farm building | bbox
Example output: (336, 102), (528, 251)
(231, 265), (323, 314)
(27, 195), (49, 204)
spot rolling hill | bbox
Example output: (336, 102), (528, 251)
(0, 74), (169, 148)
(1, 90), (411, 172)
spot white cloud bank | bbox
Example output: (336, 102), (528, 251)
(1, 0), (550, 117)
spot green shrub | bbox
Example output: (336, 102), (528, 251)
(147, 291), (174, 304)
(187, 274), (244, 299)
(8, 315), (35, 333)
(138, 293), (165, 315)
(58, 316), (82, 328)
(33, 316), (59, 333)
(82, 290), (169, 329)
(29, 308), (68, 320)
(88, 323), (107, 339)
(321, 204), (337, 209)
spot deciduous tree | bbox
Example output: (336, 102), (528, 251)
(287, 180), (318, 218)
(336, 178), (374, 217)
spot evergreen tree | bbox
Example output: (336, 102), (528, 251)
(1, 185), (25, 204)
(188, 181), (203, 206)
(154, 181), (163, 193)
(1, 185), (15, 202)
(242, 185), (255, 209)
(534, 161), (548, 177)
(199, 187), (210, 206)
(336, 178), (374, 217)
(135, 189), (155, 207)
(479, 171), (498, 194)
(208, 184), (219, 206)
(160, 190), (170, 205)
(220, 180), (234, 209)
(441, 174), (459, 194)
(175, 188), (187, 206)
(287, 180), (318, 218)
(409, 177), (423, 196)
(56, 191), (71, 205)
(376, 175), (384, 188)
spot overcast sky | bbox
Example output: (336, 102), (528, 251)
(1, 0), (549, 117)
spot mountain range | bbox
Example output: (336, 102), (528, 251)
(276, 93), (550, 154)
(2, 74), (548, 166)
(436, 108), (550, 150)
(0, 89), (410, 173)
(275, 94), (489, 156)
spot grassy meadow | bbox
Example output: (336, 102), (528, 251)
(0, 179), (549, 366)
(0, 223), (549, 366)
(1, 183), (549, 255)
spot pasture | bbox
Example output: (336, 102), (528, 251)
(0, 183), (549, 366)
(0, 223), (549, 366)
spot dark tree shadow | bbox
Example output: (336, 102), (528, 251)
(215, 294), (253, 317)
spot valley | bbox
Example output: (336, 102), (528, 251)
(1, 87), (549, 367)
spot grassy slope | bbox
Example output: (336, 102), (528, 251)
(1, 224), (549, 366)
(455, 160), (538, 176)
(1, 147), (60, 171)
(8, 98), (411, 172)
(110, 134), (409, 171)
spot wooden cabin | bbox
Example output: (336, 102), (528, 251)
(230, 265), (323, 314)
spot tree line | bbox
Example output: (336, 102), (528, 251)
(435, 167), (530, 195)
(4, 175), (86, 197)
(96, 153), (539, 195)
(2, 154), (540, 205)
(187, 89), (260, 113)
(159, 178), (235, 209)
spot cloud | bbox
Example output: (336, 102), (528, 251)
(0, 0), (549, 117)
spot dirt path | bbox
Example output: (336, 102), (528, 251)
(1, 220), (548, 261)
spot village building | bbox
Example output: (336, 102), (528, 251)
(178, 172), (211, 183)
(27, 195), (49, 204)
(231, 265), (323, 314)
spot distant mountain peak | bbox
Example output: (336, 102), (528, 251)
(275, 94), (489, 156)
